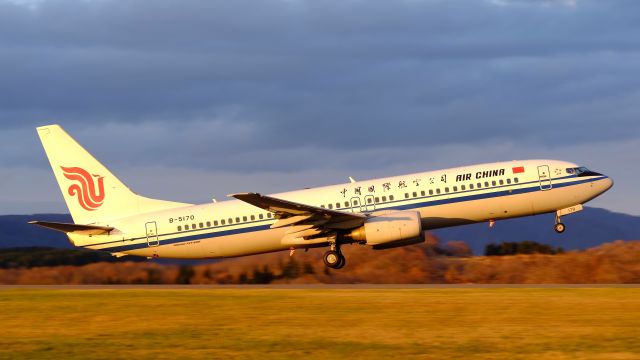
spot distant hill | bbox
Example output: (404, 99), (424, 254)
(1, 208), (639, 254)
(0, 214), (72, 248)
(433, 207), (640, 254)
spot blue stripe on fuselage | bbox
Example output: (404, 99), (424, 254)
(90, 176), (607, 252)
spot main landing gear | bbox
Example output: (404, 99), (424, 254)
(323, 243), (346, 269)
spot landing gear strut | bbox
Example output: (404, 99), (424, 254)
(323, 243), (346, 269)
(553, 204), (583, 234)
(554, 214), (566, 234)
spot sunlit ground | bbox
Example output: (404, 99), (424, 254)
(0, 287), (639, 359)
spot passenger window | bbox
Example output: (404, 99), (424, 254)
(469, 184), (474, 190)
(258, 214), (263, 220)
(236, 217), (240, 223)
(353, 200), (359, 205)
(214, 220), (219, 226)
(461, 185), (466, 191)
(267, 213), (273, 218)
(321, 205), (325, 208)
(382, 196), (387, 202)
(445, 187), (449, 193)
(375, 197), (379, 203)
(389, 195), (394, 201)
(177, 226), (182, 231)
(345, 202), (349, 207)
(199, 222), (204, 228)
(243, 216), (247, 222)
(477, 183), (481, 188)
(228, 218), (233, 224)
(206, 221), (211, 227)
(436, 189), (441, 194)
(336, 202), (340, 208)
(453, 186), (457, 192)
(412, 192), (417, 197)
(405, 193), (409, 199)
(185, 224), (189, 230)
(328, 204), (333, 209)
(367, 198), (372, 204)
(485, 182), (489, 187)
(506, 179), (511, 184)
(499, 180), (504, 185)
(420, 191), (425, 196)
(429, 189), (433, 195)
(250, 215), (255, 221)
(221, 219), (226, 225)
(192, 223), (196, 229)
(514, 177), (519, 183)
(492, 181), (496, 186)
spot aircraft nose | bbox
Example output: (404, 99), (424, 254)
(604, 176), (614, 190)
(598, 175), (613, 193)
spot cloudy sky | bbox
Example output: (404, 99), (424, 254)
(1, 0), (639, 216)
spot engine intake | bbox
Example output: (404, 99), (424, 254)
(349, 210), (423, 249)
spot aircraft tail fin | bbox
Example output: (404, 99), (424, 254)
(36, 124), (191, 224)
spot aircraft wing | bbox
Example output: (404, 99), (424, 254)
(229, 192), (365, 230)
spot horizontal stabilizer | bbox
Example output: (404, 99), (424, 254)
(28, 221), (114, 235)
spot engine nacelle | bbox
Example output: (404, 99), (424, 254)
(349, 210), (424, 249)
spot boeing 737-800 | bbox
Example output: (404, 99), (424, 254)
(30, 125), (613, 269)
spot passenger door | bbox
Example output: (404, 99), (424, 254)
(537, 165), (552, 190)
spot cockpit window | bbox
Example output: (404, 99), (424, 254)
(567, 167), (601, 177)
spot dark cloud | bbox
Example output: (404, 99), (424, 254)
(1, 0), (639, 213)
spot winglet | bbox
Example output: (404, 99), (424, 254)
(348, 176), (356, 183)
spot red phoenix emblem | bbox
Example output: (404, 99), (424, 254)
(61, 166), (105, 211)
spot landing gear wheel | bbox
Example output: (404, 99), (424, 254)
(323, 250), (346, 269)
(554, 222), (566, 233)
(323, 250), (341, 268)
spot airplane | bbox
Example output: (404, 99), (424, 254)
(30, 124), (613, 269)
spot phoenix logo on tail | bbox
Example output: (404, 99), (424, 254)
(61, 166), (105, 211)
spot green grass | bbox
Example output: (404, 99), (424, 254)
(0, 288), (639, 359)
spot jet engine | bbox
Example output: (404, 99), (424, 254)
(348, 210), (424, 249)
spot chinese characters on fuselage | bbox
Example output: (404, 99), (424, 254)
(339, 168), (507, 197)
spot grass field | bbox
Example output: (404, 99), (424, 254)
(0, 287), (639, 359)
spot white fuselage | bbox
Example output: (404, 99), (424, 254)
(68, 159), (613, 259)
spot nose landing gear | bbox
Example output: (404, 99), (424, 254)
(553, 204), (583, 233)
(554, 220), (566, 234)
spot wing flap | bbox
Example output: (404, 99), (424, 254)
(271, 214), (315, 229)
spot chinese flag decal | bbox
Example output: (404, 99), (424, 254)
(512, 166), (525, 174)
